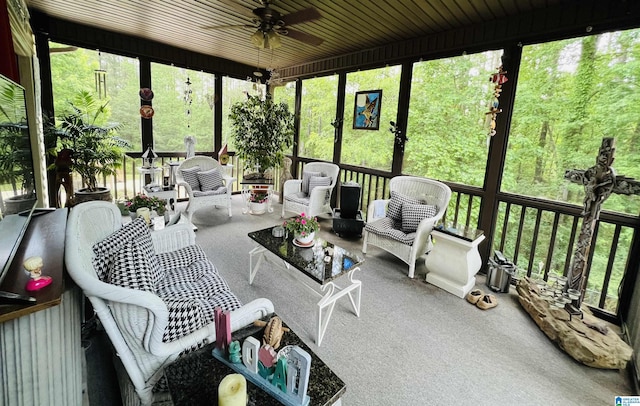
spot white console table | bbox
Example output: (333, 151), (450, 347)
(425, 225), (485, 298)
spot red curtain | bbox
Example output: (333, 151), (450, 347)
(0, 0), (19, 82)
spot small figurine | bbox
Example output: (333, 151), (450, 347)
(253, 316), (290, 350)
(23, 256), (52, 291)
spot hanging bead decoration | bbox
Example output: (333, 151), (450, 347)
(184, 76), (193, 130)
(485, 65), (508, 136)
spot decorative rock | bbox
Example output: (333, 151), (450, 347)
(516, 277), (632, 369)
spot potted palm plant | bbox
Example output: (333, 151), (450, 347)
(0, 78), (37, 214)
(57, 91), (129, 204)
(229, 92), (294, 178)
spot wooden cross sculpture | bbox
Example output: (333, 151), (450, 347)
(564, 137), (640, 304)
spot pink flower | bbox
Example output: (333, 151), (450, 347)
(300, 212), (306, 217)
(301, 219), (307, 225)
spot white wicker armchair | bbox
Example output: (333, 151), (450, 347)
(362, 176), (452, 278)
(281, 162), (340, 218)
(176, 156), (235, 221)
(65, 201), (274, 406)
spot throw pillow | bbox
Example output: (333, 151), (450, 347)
(302, 171), (322, 194)
(106, 233), (158, 292)
(197, 168), (224, 191)
(386, 191), (422, 222)
(92, 217), (151, 281)
(308, 175), (332, 195)
(180, 166), (201, 191)
(401, 202), (438, 233)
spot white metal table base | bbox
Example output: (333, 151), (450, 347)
(249, 246), (362, 346)
(242, 185), (274, 215)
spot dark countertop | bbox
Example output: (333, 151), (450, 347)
(166, 314), (346, 406)
(434, 222), (484, 242)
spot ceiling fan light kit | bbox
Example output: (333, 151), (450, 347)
(208, 0), (323, 51)
(251, 30), (282, 50)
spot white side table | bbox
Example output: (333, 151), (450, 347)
(143, 186), (177, 210)
(240, 178), (274, 215)
(425, 225), (486, 298)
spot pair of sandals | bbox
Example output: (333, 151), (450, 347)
(466, 289), (498, 310)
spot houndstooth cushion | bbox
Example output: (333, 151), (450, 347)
(156, 244), (208, 270)
(308, 175), (331, 195)
(180, 166), (201, 191)
(302, 171), (322, 194)
(192, 187), (227, 197)
(197, 168), (224, 191)
(401, 203), (437, 233)
(155, 244), (242, 342)
(106, 233), (158, 292)
(386, 191), (422, 222)
(92, 217), (152, 281)
(364, 217), (415, 245)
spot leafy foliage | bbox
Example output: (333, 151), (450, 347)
(283, 212), (319, 236)
(229, 93), (294, 172)
(0, 79), (34, 195)
(58, 91), (129, 191)
(125, 193), (167, 214)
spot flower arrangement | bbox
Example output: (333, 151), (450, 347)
(125, 193), (167, 215)
(283, 212), (319, 237)
(249, 190), (269, 204)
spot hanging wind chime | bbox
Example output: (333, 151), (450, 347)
(485, 65), (508, 137)
(94, 50), (107, 99)
(183, 76), (196, 158)
(184, 76), (193, 130)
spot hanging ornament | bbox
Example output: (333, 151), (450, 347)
(184, 76), (193, 130)
(94, 50), (107, 99)
(485, 65), (508, 137)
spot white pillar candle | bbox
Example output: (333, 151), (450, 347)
(218, 374), (247, 406)
(136, 207), (150, 225)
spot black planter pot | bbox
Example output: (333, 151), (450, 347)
(3, 194), (37, 215)
(73, 187), (113, 206)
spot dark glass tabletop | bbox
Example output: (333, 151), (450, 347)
(434, 222), (484, 242)
(248, 226), (364, 285)
(165, 313), (346, 406)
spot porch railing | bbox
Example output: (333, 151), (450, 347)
(293, 157), (638, 320)
(91, 153), (638, 320)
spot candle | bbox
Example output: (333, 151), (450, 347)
(218, 374), (247, 406)
(136, 207), (150, 225)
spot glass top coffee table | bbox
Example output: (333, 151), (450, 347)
(248, 226), (364, 346)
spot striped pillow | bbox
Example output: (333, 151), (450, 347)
(308, 175), (331, 194)
(197, 168), (224, 191)
(302, 171), (322, 194)
(180, 166), (201, 191)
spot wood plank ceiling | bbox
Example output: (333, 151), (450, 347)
(26, 0), (569, 71)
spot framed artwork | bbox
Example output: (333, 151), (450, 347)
(353, 90), (382, 130)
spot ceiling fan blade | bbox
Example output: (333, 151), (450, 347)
(285, 28), (324, 46)
(201, 24), (254, 30)
(281, 7), (322, 26)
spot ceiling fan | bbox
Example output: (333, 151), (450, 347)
(206, 0), (324, 49)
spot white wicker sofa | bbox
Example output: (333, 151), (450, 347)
(65, 201), (273, 406)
